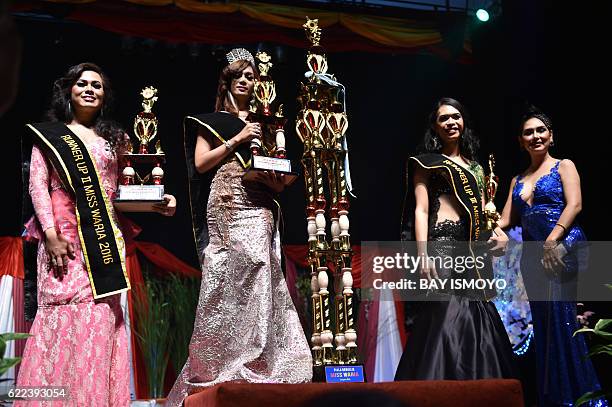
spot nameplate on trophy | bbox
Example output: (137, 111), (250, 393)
(243, 156), (299, 186)
(114, 185), (164, 212)
(252, 155), (292, 173)
(324, 365), (365, 383)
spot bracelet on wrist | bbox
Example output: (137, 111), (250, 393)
(224, 140), (234, 151)
(543, 241), (559, 250)
(555, 222), (567, 232)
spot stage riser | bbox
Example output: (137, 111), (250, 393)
(184, 380), (524, 407)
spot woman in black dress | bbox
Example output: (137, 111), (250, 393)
(395, 97), (516, 380)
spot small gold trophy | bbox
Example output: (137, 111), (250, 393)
(484, 153), (501, 230)
(243, 51), (298, 184)
(113, 86), (165, 212)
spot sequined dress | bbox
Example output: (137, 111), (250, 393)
(512, 160), (606, 407)
(166, 159), (312, 406)
(395, 164), (516, 380)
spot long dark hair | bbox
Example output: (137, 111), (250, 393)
(46, 62), (125, 151)
(418, 97), (479, 161)
(214, 59), (259, 116)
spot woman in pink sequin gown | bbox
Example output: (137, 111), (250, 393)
(17, 63), (175, 406)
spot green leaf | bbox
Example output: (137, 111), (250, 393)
(594, 318), (612, 332)
(593, 319), (612, 340)
(586, 344), (612, 358)
(0, 357), (22, 376)
(573, 327), (595, 337)
(0, 333), (31, 341)
(575, 390), (610, 406)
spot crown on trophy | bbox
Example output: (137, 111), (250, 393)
(252, 52), (277, 117)
(303, 17), (322, 47)
(303, 18), (328, 75)
(256, 51), (272, 76)
(133, 86), (159, 155)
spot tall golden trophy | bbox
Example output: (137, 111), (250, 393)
(243, 51), (298, 184)
(114, 86), (165, 212)
(297, 17), (362, 383)
(484, 153), (501, 230)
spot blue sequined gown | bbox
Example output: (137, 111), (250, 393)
(513, 160), (606, 407)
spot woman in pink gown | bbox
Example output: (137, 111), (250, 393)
(17, 62), (176, 406)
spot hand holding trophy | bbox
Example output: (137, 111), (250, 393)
(114, 86), (166, 212)
(242, 51), (298, 185)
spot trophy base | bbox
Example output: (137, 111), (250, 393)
(313, 364), (365, 383)
(243, 156), (299, 186)
(113, 185), (164, 213)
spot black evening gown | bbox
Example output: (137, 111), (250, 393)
(395, 170), (516, 380)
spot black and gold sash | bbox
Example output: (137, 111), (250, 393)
(185, 112), (251, 169)
(410, 153), (485, 243)
(183, 112), (252, 265)
(26, 122), (129, 298)
(410, 153), (495, 300)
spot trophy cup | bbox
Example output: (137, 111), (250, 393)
(298, 17), (363, 383)
(484, 153), (501, 230)
(113, 86), (165, 212)
(242, 51), (298, 184)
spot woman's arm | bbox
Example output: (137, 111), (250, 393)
(194, 122), (261, 174)
(29, 145), (55, 233)
(549, 159), (582, 242)
(542, 160), (581, 271)
(413, 167), (429, 243)
(29, 145), (75, 276)
(413, 167), (437, 280)
(497, 176), (518, 230)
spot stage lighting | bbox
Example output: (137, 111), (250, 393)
(476, 8), (490, 22)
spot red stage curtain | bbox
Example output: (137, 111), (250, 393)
(11, 277), (32, 379)
(0, 236), (24, 279)
(13, 1), (469, 57)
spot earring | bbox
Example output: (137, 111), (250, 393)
(550, 139), (555, 147)
(432, 136), (441, 150)
(68, 101), (73, 114)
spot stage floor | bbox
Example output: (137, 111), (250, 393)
(175, 379), (524, 407)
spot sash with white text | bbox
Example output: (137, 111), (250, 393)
(26, 122), (129, 298)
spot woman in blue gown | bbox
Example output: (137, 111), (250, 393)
(498, 107), (606, 406)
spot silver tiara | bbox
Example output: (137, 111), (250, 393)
(226, 48), (255, 65)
